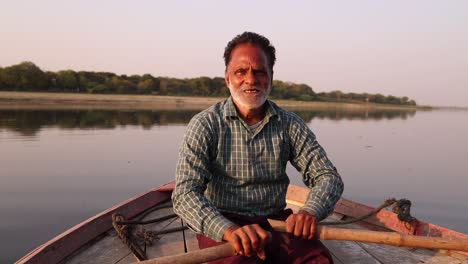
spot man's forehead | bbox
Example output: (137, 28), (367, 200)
(229, 44), (269, 65)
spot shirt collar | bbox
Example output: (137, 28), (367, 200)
(223, 96), (278, 120)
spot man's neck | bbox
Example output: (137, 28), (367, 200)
(234, 103), (267, 126)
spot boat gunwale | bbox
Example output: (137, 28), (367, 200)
(17, 182), (468, 263)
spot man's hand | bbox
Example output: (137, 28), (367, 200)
(222, 224), (269, 260)
(285, 210), (317, 240)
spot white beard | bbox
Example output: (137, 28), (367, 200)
(227, 81), (271, 110)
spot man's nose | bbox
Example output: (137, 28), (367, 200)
(244, 70), (257, 85)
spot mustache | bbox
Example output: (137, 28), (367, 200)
(242, 87), (260, 91)
(239, 85), (268, 92)
(227, 82), (271, 92)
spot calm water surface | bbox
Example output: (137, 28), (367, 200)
(1, 106), (467, 263)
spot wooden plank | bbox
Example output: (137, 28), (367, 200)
(320, 221), (468, 263)
(143, 207), (199, 259)
(322, 240), (380, 264)
(330, 254), (344, 264)
(115, 254), (137, 264)
(64, 231), (131, 264)
(357, 242), (468, 264)
(283, 202), (378, 264)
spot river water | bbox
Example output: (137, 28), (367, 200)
(1, 106), (467, 262)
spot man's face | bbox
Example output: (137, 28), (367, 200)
(225, 44), (272, 111)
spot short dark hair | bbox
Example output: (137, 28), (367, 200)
(223, 32), (276, 71)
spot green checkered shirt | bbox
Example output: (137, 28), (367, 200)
(172, 97), (343, 241)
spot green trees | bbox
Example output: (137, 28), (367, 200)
(0, 62), (417, 106)
(0, 67), (4, 89)
(271, 81), (317, 101)
(317, 91), (417, 106)
(137, 74), (159, 94)
(56, 70), (79, 92)
(0, 62), (49, 91)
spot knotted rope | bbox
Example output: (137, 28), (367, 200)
(112, 213), (147, 261)
(320, 198), (417, 226)
(111, 201), (189, 261)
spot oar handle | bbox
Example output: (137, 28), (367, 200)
(268, 219), (468, 252)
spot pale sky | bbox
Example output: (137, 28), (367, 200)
(1, 0), (467, 107)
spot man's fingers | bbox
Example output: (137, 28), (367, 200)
(230, 233), (244, 255)
(236, 230), (253, 256)
(293, 214), (304, 237)
(308, 217), (317, 240)
(257, 248), (266, 260)
(224, 224), (271, 258)
(251, 225), (269, 260)
(285, 211), (317, 240)
(302, 216), (312, 239)
(285, 214), (296, 234)
(244, 225), (259, 253)
(253, 224), (269, 249)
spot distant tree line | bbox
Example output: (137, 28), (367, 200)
(0, 61), (416, 106)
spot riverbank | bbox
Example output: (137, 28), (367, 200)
(0, 91), (427, 111)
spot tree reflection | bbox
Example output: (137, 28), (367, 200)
(294, 108), (417, 121)
(0, 107), (417, 136)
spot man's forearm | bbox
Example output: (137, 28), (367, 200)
(302, 172), (344, 221)
(172, 185), (235, 241)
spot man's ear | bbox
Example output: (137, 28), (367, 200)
(225, 70), (230, 88)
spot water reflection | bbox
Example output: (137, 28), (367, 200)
(294, 108), (416, 121)
(0, 107), (417, 136)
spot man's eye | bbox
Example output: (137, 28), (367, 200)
(235, 69), (247, 75)
(255, 70), (266, 76)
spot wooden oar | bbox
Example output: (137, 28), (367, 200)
(269, 219), (468, 251)
(136, 219), (468, 264)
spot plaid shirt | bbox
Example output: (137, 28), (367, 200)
(172, 97), (343, 241)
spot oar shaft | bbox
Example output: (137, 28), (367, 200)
(324, 225), (468, 251)
(137, 243), (235, 264)
(269, 219), (468, 252)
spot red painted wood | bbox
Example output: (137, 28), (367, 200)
(157, 181), (175, 192)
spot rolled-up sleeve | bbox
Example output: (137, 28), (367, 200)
(288, 114), (344, 221)
(172, 114), (235, 241)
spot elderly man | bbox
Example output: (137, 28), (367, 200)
(172, 32), (344, 263)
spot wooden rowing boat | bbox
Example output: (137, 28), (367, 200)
(16, 182), (468, 264)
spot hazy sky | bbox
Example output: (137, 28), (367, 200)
(1, 0), (467, 106)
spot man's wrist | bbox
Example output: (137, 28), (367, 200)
(298, 209), (315, 217)
(222, 225), (240, 241)
(300, 204), (324, 221)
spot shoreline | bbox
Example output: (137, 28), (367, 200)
(0, 91), (428, 111)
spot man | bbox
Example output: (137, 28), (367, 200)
(173, 32), (344, 263)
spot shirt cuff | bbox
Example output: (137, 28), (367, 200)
(300, 200), (327, 221)
(205, 215), (236, 242)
